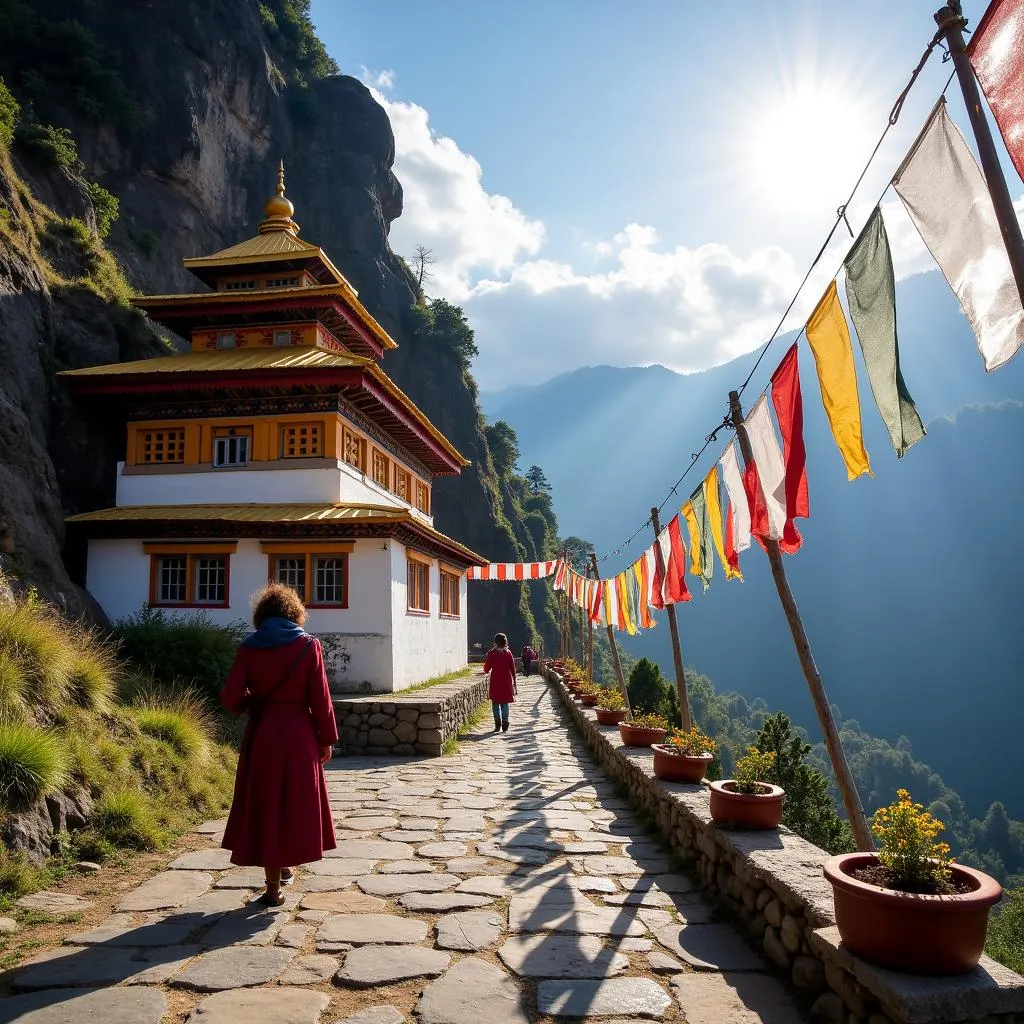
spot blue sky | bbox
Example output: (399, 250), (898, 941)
(310, 0), (1020, 389)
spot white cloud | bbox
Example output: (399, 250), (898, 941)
(373, 91), (545, 299)
(373, 86), (1024, 389)
(359, 67), (395, 92)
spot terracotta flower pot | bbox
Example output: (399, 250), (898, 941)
(651, 746), (713, 783)
(579, 693), (598, 707)
(823, 852), (1002, 975)
(595, 708), (628, 726)
(709, 780), (785, 829)
(617, 723), (667, 747)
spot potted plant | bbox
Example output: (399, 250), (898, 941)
(577, 682), (601, 707)
(709, 747), (784, 827)
(594, 689), (628, 725)
(823, 789), (1002, 975)
(652, 725), (716, 782)
(618, 711), (668, 748)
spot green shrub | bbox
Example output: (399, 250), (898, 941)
(0, 602), (75, 711)
(987, 888), (1024, 974)
(112, 606), (244, 701)
(0, 648), (28, 722)
(14, 121), (83, 172)
(0, 723), (67, 807)
(93, 789), (162, 850)
(0, 76), (18, 149)
(84, 180), (118, 237)
(132, 692), (210, 761)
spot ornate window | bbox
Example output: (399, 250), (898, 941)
(407, 555), (430, 613)
(212, 427), (251, 467)
(372, 449), (390, 489)
(395, 468), (411, 502)
(266, 545), (351, 607)
(273, 329), (292, 347)
(216, 332), (237, 349)
(156, 556), (187, 604)
(440, 569), (460, 617)
(137, 429), (185, 465)
(281, 422), (323, 459)
(343, 428), (366, 472)
(266, 277), (299, 288)
(147, 545), (234, 607)
(223, 280), (256, 290)
(415, 480), (431, 515)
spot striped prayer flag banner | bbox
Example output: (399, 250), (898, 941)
(466, 560), (559, 581)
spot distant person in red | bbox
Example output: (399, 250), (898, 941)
(483, 632), (517, 733)
(521, 643), (537, 677)
(221, 583), (338, 906)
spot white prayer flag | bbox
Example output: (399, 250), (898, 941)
(719, 442), (751, 553)
(893, 98), (1024, 372)
(745, 396), (787, 541)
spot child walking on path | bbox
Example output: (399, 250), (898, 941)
(483, 632), (517, 733)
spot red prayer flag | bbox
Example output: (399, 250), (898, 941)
(665, 515), (692, 604)
(742, 459), (771, 553)
(724, 501), (740, 576)
(769, 343), (810, 554)
(968, 0), (1024, 183)
(649, 543), (666, 611)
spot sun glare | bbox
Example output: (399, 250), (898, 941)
(745, 79), (875, 217)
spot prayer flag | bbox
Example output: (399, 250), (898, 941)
(682, 491), (712, 592)
(615, 573), (630, 633)
(806, 281), (872, 480)
(844, 207), (926, 457)
(893, 98), (1024, 371)
(741, 395), (787, 544)
(769, 343), (810, 553)
(968, 0), (1024, 183)
(603, 576), (618, 630)
(590, 580), (605, 624)
(658, 516), (692, 605)
(633, 558), (655, 629)
(649, 539), (666, 611)
(719, 443), (751, 555)
(704, 465), (740, 580)
(643, 545), (661, 614)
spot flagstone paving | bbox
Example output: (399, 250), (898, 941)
(0, 676), (808, 1023)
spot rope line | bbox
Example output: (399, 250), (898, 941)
(593, 34), (953, 566)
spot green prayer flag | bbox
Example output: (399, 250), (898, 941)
(843, 207), (925, 457)
(687, 483), (714, 591)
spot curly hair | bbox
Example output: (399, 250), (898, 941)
(252, 582), (307, 627)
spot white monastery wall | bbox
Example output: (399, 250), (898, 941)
(85, 534), (465, 693)
(388, 543), (468, 690)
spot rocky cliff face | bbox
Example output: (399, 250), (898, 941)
(0, 0), (553, 647)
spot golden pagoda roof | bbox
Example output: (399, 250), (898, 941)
(59, 347), (469, 471)
(65, 502), (486, 566)
(60, 347), (370, 376)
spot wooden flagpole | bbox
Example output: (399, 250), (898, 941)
(591, 552), (630, 711)
(585, 565), (595, 683)
(935, 2), (1024, 308)
(729, 389), (873, 852)
(577, 571), (586, 672)
(649, 507), (692, 731)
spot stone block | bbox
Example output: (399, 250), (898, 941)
(764, 925), (792, 971)
(367, 729), (397, 747)
(811, 991), (846, 1024)
(394, 721), (418, 743)
(416, 742), (443, 757)
(792, 955), (827, 992)
(781, 913), (803, 954)
(419, 713), (442, 730)
(418, 728), (443, 744)
(764, 898), (783, 928)
(396, 707), (419, 722)
(394, 744), (416, 755)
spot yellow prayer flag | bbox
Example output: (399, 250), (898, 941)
(681, 502), (702, 579)
(704, 466), (741, 581)
(805, 281), (872, 480)
(616, 573), (637, 636)
(632, 559), (654, 629)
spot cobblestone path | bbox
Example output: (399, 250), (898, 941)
(0, 677), (806, 1023)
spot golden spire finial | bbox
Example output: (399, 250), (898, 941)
(260, 158), (299, 235)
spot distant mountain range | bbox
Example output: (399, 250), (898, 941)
(481, 270), (1024, 818)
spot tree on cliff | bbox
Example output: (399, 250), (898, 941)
(560, 536), (594, 571)
(408, 299), (478, 375)
(410, 245), (436, 294)
(485, 421), (519, 479)
(525, 465), (551, 494)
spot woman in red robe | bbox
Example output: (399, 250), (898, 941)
(221, 583), (338, 906)
(483, 632), (517, 733)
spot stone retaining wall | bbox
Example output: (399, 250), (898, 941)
(333, 670), (489, 757)
(547, 669), (1024, 1024)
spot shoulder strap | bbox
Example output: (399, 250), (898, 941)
(253, 635), (314, 709)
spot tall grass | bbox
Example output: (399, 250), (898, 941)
(0, 723), (67, 808)
(131, 686), (211, 761)
(0, 648), (28, 722)
(0, 603), (74, 710)
(66, 639), (118, 713)
(93, 789), (162, 850)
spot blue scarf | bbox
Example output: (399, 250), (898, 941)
(242, 617), (307, 649)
